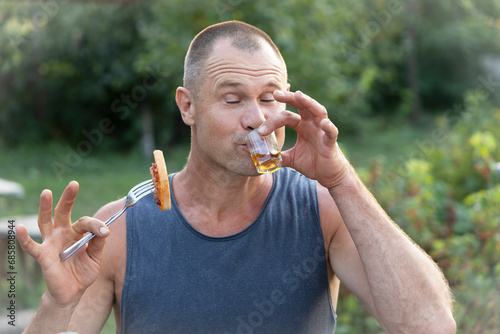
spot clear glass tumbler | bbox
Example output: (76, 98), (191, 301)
(246, 129), (282, 174)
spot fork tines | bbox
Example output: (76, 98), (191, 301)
(132, 179), (154, 190)
(133, 179), (155, 199)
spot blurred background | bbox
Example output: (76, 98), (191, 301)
(1, 0), (499, 333)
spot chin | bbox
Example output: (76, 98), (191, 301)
(227, 161), (262, 177)
(236, 167), (262, 177)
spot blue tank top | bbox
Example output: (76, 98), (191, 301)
(120, 167), (336, 333)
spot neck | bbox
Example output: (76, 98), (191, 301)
(172, 153), (273, 237)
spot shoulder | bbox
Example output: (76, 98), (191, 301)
(69, 198), (127, 331)
(95, 198), (125, 221)
(277, 169), (344, 253)
(273, 168), (320, 215)
(316, 183), (345, 259)
(94, 198), (127, 281)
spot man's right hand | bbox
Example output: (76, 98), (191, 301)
(16, 181), (110, 307)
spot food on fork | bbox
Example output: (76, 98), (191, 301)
(150, 150), (171, 210)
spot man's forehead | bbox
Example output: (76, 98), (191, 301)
(208, 38), (284, 66)
(205, 38), (287, 81)
(211, 36), (264, 55)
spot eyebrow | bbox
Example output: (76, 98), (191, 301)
(215, 80), (282, 91)
(215, 81), (242, 90)
(265, 80), (282, 89)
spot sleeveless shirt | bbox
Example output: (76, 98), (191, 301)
(120, 167), (337, 333)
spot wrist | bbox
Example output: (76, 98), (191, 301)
(325, 163), (356, 192)
(23, 292), (81, 334)
(41, 290), (81, 312)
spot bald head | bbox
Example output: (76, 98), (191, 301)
(183, 21), (286, 99)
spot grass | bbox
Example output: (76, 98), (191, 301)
(1, 115), (433, 218)
(0, 115), (436, 333)
(339, 113), (437, 169)
(1, 143), (190, 334)
(0, 143), (190, 219)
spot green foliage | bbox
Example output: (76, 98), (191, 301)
(2, 0), (498, 148)
(0, 2), (180, 150)
(360, 97), (500, 333)
(1, 0), (500, 332)
(416, 0), (500, 110)
(335, 294), (384, 333)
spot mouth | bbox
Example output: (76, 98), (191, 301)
(238, 144), (250, 153)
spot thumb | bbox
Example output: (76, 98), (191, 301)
(16, 224), (41, 258)
(280, 148), (295, 169)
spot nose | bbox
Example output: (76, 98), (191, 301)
(241, 101), (266, 130)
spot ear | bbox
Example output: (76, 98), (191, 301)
(176, 87), (195, 126)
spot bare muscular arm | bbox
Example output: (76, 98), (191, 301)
(261, 90), (456, 333)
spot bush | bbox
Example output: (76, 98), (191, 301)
(359, 93), (500, 332)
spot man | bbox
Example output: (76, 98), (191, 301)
(16, 21), (456, 333)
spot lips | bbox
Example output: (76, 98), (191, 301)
(239, 144), (250, 153)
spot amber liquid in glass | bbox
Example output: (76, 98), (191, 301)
(250, 152), (282, 174)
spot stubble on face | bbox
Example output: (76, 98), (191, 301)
(188, 38), (288, 177)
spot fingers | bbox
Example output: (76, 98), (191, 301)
(259, 90), (330, 137)
(258, 110), (301, 136)
(16, 224), (41, 258)
(71, 217), (109, 262)
(86, 234), (107, 262)
(280, 149), (295, 169)
(320, 118), (339, 148)
(72, 216), (110, 238)
(38, 189), (54, 241)
(54, 181), (79, 228)
(274, 90), (328, 121)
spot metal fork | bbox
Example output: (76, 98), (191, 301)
(59, 179), (154, 262)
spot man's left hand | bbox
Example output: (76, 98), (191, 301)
(259, 90), (351, 190)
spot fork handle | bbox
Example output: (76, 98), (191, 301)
(59, 205), (127, 262)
